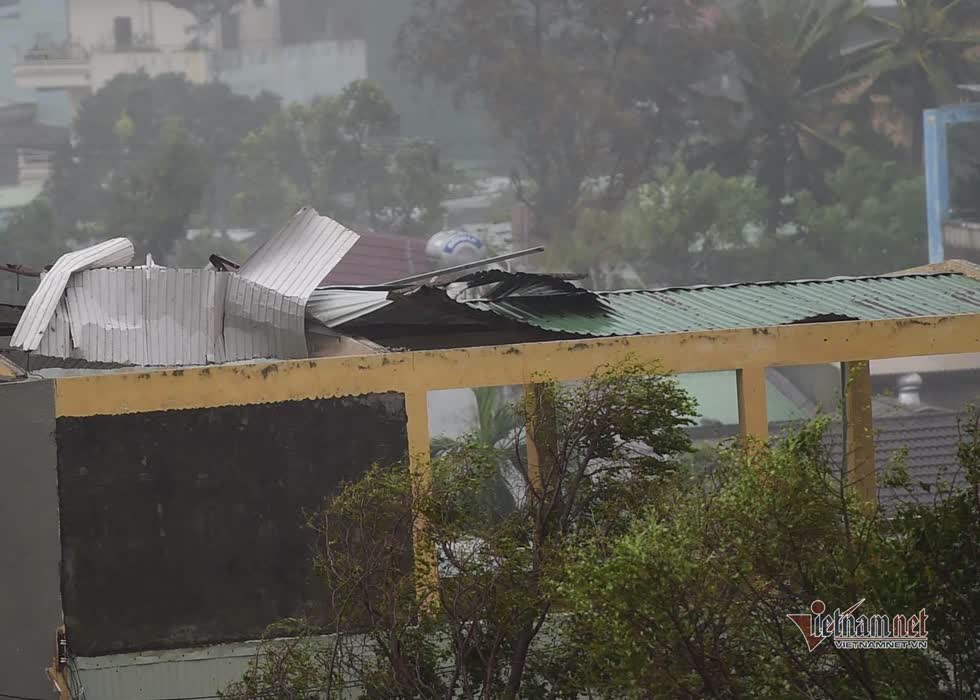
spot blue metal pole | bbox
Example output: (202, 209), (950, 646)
(924, 109), (948, 263)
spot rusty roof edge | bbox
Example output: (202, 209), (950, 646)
(883, 259), (980, 280)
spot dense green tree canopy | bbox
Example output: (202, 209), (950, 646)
(230, 80), (454, 236)
(44, 73), (280, 259)
(399, 0), (713, 240)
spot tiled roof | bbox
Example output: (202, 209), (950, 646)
(690, 403), (969, 512)
(825, 407), (968, 510)
(320, 232), (431, 286)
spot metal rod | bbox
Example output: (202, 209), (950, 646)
(383, 246), (546, 286)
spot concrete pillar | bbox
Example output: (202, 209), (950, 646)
(524, 383), (557, 499)
(736, 367), (768, 443)
(404, 388), (438, 610)
(844, 361), (876, 503)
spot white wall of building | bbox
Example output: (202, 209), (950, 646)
(216, 39), (366, 103)
(90, 50), (211, 90)
(0, 0), (71, 125)
(235, 0), (280, 48)
(68, 0), (211, 51)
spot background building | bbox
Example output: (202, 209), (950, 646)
(13, 0), (367, 118)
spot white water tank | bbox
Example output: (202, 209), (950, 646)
(426, 229), (489, 265)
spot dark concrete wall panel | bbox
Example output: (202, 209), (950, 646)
(55, 394), (408, 656)
(0, 380), (62, 696)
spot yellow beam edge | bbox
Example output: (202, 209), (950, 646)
(54, 313), (980, 418)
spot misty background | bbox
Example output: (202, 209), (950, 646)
(1, 0), (979, 304)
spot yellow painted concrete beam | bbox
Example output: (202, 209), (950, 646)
(736, 368), (768, 442)
(54, 313), (980, 418)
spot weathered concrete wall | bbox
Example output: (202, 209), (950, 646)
(0, 379), (63, 697)
(55, 393), (408, 656)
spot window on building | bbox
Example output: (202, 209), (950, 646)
(328, 0), (364, 40)
(220, 12), (241, 50)
(279, 0), (328, 46)
(113, 16), (133, 50)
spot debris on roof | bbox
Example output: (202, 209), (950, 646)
(9, 208), (359, 366)
(15, 209), (980, 367)
(320, 269), (980, 347)
(0, 353), (26, 382)
(12, 237), (135, 352)
(320, 231), (430, 286)
(223, 209), (358, 360)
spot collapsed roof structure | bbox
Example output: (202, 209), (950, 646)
(5, 209), (548, 366)
(8, 206), (980, 366)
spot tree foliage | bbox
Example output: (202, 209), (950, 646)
(398, 0), (712, 240)
(40, 73), (280, 260)
(222, 362), (697, 699)
(559, 418), (978, 697)
(845, 0), (980, 155)
(711, 0), (866, 217)
(231, 80), (453, 236)
(778, 148), (926, 277)
(0, 74), (446, 272)
(881, 410), (980, 698)
(0, 198), (61, 303)
(104, 118), (211, 259)
(556, 164), (768, 287)
(223, 379), (980, 698)
(557, 148), (926, 288)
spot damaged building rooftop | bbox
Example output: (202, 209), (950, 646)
(4, 208), (980, 369)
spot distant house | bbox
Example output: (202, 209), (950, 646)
(13, 0), (368, 120)
(0, 100), (67, 222)
(687, 381), (969, 512)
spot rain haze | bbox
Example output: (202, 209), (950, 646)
(1, 1), (979, 699)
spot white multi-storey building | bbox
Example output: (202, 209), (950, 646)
(14, 0), (366, 115)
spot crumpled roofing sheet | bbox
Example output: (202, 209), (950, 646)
(10, 209), (358, 366)
(306, 288), (393, 328)
(63, 268), (226, 366)
(224, 208), (359, 360)
(10, 237), (134, 351)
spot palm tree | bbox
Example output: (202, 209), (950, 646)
(845, 0), (980, 158)
(712, 0), (866, 221)
(431, 387), (520, 517)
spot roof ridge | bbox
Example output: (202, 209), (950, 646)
(598, 271), (967, 295)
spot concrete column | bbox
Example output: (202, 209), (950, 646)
(736, 367), (768, 443)
(524, 383), (557, 499)
(844, 361), (876, 503)
(404, 388), (438, 610)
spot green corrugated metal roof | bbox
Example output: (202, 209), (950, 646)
(465, 272), (980, 337)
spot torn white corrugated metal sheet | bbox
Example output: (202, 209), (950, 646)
(224, 208), (359, 360)
(62, 268), (227, 366)
(10, 238), (134, 351)
(36, 296), (73, 358)
(10, 209), (359, 366)
(306, 288), (392, 328)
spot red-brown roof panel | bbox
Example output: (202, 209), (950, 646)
(321, 232), (432, 286)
